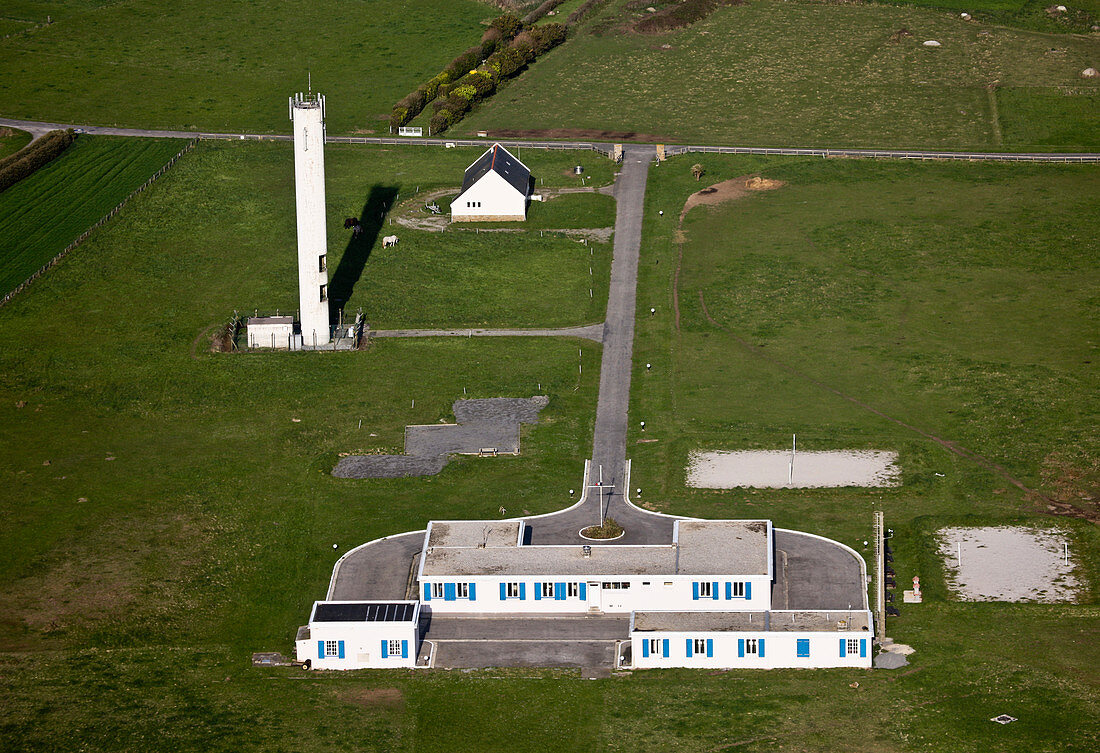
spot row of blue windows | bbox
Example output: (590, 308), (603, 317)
(641, 637), (868, 660)
(315, 639), (410, 660)
(692, 581), (752, 600)
(422, 581), (588, 602)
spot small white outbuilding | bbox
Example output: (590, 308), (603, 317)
(451, 143), (531, 222)
(296, 600), (420, 669)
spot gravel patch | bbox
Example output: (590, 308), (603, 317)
(937, 526), (1080, 602)
(333, 396), (548, 479)
(686, 450), (900, 488)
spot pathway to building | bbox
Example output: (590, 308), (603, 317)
(366, 323), (604, 342)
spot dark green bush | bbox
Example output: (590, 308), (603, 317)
(0, 129), (75, 194)
(489, 14), (523, 41)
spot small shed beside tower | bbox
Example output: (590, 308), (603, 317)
(451, 144), (531, 222)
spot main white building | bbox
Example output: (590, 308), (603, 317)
(297, 518), (872, 670)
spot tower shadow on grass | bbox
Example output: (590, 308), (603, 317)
(329, 184), (399, 322)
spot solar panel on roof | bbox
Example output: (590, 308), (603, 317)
(313, 602), (415, 622)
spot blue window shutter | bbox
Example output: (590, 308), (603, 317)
(444, 582), (456, 601)
(745, 581), (751, 600)
(317, 640), (325, 658)
(579, 583), (587, 600)
(642, 640), (650, 658)
(686, 638), (693, 658)
(520, 583), (526, 600)
(797, 638), (810, 658)
(534, 582), (542, 601)
(556, 582), (566, 601)
(738, 639), (745, 658)
(662, 639), (669, 658)
(758, 639), (765, 658)
(706, 639), (714, 658)
(468, 583), (476, 601)
(500, 582), (507, 600)
(423, 583), (432, 601)
(712, 582), (719, 600)
(692, 582), (700, 600)
(401, 640), (409, 659)
(725, 582), (732, 600)
(381, 640), (389, 658)
(840, 638), (846, 657)
(337, 640), (345, 659)
(860, 639), (867, 658)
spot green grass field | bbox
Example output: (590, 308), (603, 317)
(0, 127), (31, 158)
(0, 0), (493, 134)
(0, 137), (1096, 751)
(0, 135), (183, 296)
(460, 0), (1100, 150)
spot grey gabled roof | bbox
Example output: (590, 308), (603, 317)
(461, 144), (530, 196)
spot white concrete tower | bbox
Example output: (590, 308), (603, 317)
(290, 91), (330, 346)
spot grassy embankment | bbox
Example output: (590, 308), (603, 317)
(0, 135), (184, 296)
(460, 0), (1100, 150)
(0, 0), (493, 134)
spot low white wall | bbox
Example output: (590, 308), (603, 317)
(632, 625), (873, 669)
(296, 621), (418, 670)
(247, 321), (294, 349)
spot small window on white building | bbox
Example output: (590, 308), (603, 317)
(542, 582), (555, 598)
(847, 638), (860, 655)
(325, 640), (339, 658)
(432, 583), (444, 598)
(693, 638), (707, 654)
(388, 639), (401, 656)
(601, 582), (630, 589)
(567, 582), (579, 597)
(745, 638), (758, 655)
(506, 582), (522, 598)
(648, 638), (660, 656)
(698, 581), (713, 598)
(730, 581), (745, 597)
(318, 255), (326, 273)
(456, 583), (469, 598)
(319, 284), (327, 302)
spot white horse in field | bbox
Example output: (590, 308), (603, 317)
(382, 235), (399, 248)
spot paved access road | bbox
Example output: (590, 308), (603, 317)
(3, 116), (1097, 162)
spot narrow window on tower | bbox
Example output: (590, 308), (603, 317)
(318, 255), (326, 273)
(319, 284), (327, 302)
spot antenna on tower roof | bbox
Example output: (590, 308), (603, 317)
(308, 71), (312, 96)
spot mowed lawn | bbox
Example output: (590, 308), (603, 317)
(623, 154), (1100, 750)
(0, 135), (184, 296)
(461, 0), (1100, 150)
(0, 0), (491, 133)
(630, 154), (1098, 530)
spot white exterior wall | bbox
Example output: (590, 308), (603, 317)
(419, 573), (771, 615)
(451, 171), (526, 221)
(246, 321), (294, 349)
(295, 605), (419, 670)
(632, 624), (874, 670)
(291, 94), (330, 346)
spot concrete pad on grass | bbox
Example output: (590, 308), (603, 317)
(687, 450), (900, 488)
(938, 526), (1080, 602)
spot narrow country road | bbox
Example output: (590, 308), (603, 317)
(2, 116), (1096, 162)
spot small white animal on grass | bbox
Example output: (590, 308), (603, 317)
(383, 235), (399, 248)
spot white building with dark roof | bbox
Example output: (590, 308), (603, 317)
(295, 600), (419, 669)
(451, 144), (531, 222)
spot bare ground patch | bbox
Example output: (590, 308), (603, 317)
(1038, 451), (1100, 524)
(687, 449), (900, 488)
(938, 526), (1081, 602)
(482, 127), (673, 143)
(341, 686), (405, 710)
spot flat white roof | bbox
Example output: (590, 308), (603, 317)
(419, 520), (770, 577)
